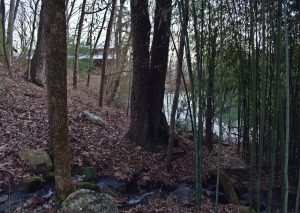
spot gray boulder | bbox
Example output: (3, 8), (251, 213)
(83, 111), (107, 126)
(60, 189), (118, 213)
(19, 148), (52, 172)
(222, 156), (247, 172)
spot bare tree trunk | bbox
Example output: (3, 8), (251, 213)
(30, 0), (46, 87)
(72, 0), (87, 89)
(44, 0), (74, 200)
(107, 33), (131, 104)
(205, 27), (217, 153)
(27, 0), (40, 81)
(148, 0), (172, 146)
(0, 1), (3, 64)
(165, 0), (188, 170)
(127, 0), (151, 148)
(66, 0), (76, 40)
(106, 0), (124, 102)
(6, 0), (16, 67)
(98, 0), (117, 106)
(0, 0), (10, 75)
(128, 0), (172, 150)
(86, 4), (109, 87)
(13, 0), (20, 23)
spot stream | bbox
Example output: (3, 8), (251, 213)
(0, 93), (293, 212)
(1, 175), (293, 213)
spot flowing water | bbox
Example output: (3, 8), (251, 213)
(1, 175), (295, 213)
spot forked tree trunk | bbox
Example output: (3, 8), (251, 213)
(44, 0), (74, 200)
(128, 0), (172, 150)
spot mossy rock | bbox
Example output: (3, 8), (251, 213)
(43, 171), (55, 183)
(19, 148), (52, 172)
(209, 168), (239, 205)
(79, 182), (100, 192)
(238, 205), (256, 213)
(83, 167), (97, 182)
(60, 189), (118, 213)
(25, 176), (45, 193)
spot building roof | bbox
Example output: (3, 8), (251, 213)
(79, 54), (115, 60)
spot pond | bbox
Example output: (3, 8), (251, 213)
(163, 91), (239, 142)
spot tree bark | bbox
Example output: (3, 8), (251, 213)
(86, 4), (109, 87)
(6, 0), (16, 67)
(107, 0), (126, 104)
(128, 0), (172, 150)
(44, 0), (74, 200)
(165, 0), (188, 170)
(0, 0), (10, 75)
(148, 0), (172, 146)
(205, 27), (217, 153)
(127, 0), (152, 149)
(98, 0), (117, 106)
(72, 0), (87, 89)
(27, 0), (41, 81)
(30, 0), (46, 87)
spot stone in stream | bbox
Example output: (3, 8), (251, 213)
(0, 194), (8, 203)
(169, 184), (195, 202)
(203, 185), (228, 203)
(18, 148), (52, 172)
(98, 177), (127, 193)
(128, 192), (154, 206)
(60, 189), (118, 213)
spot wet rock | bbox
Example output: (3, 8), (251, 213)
(128, 192), (154, 206)
(222, 156), (247, 172)
(98, 177), (127, 193)
(74, 175), (85, 182)
(19, 148), (52, 172)
(169, 184), (195, 202)
(78, 182), (100, 192)
(208, 168), (239, 204)
(83, 111), (107, 127)
(60, 189), (118, 213)
(203, 185), (228, 203)
(0, 194), (8, 203)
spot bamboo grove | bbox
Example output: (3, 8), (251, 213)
(177, 0), (300, 211)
